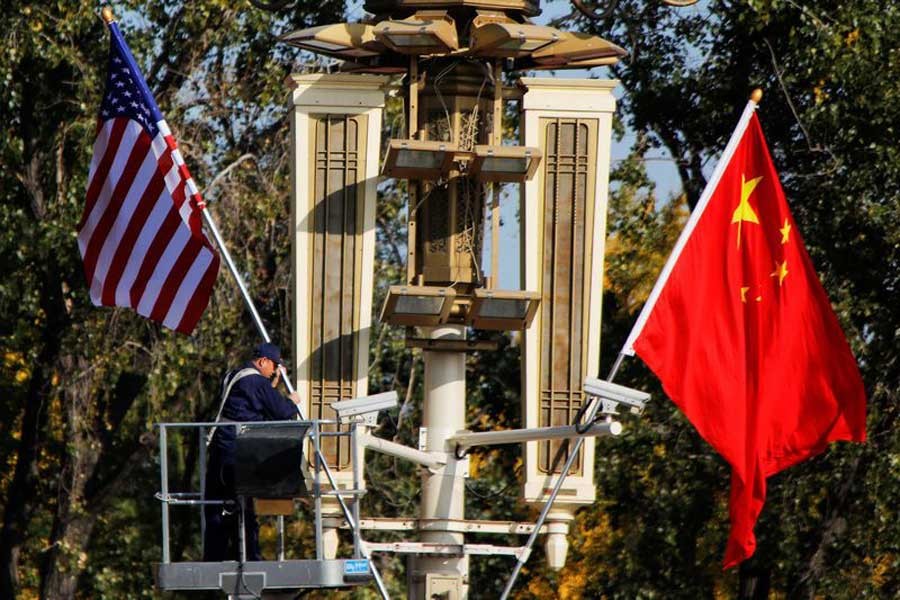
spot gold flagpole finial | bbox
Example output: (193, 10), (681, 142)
(101, 6), (116, 24)
(750, 88), (763, 104)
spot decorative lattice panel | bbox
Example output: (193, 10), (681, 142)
(538, 117), (598, 475)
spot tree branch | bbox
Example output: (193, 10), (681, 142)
(762, 37), (838, 166)
(202, 153), (257, 197)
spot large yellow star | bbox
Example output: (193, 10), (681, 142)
(732, 174), (763, 248)
(770, 260), (789, 285)
(779, 218), (791, 244)
(740, 286), (750, 303)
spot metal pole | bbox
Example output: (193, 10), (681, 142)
(499, 353), (627, 599)
(238, 496), (247, 563)
(277, 515), (285, 561)
(313, 422), (324, 561)
(199, 425), (207, 559)
(414, 325), (468, 598)
(359, 431), (446, 469)
(200, 208), (304, 417)
(450, 421), (621, 450)
(351, 422), (362, 559)
(315, 448), (390, 600)
(159, 425), (170, 563)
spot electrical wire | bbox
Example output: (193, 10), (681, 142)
(432, 60), (459, 142)
(235, 555), (262, 600)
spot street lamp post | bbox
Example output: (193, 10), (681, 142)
(283, 2), (626, 597)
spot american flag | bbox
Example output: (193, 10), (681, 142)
(78, 19), (219, 334)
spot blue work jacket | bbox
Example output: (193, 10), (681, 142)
(209, 361), (299, 463)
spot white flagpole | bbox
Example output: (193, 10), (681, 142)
(200, 207), (306, 419)
(620, 89), (763, 357)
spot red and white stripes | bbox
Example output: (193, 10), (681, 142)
(78, 117), (219, 334)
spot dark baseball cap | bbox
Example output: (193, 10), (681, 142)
(253, 342), (283, 365)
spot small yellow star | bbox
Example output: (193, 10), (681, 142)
(740, 286), (750, 303)
(770, 260), (789, 285)
(779, 219), (791, 244)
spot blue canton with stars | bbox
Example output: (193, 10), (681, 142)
(100, 23), (165, 138)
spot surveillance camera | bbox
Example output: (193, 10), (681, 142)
(330, 391), (399, 425)
(583, 377), (650, 415)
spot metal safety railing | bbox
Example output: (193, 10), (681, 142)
(154, 419), (389, 599)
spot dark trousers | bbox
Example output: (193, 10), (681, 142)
(203, 450), (260, 562)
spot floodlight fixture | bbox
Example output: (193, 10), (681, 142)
(531, 32), (626, 66)
(374, 12), (459, 55)
(469, 23), (561, 58)
(466, 289), (540, 331)
(383, 139), (460, 180)
(331, 391), (399, 425)
(470, 145), (542, 182)
(280, 23), (383, 58)
(380, 285), (457, 327)
(583, 377), (650, 415)
(338, 59), (408, 75)
(525, 56), (620, 71)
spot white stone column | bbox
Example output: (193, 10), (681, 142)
(288, 73), (389, 558)
(410, 325), (469, 599)
(519, 77), (617, 569)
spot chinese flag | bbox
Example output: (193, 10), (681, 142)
(627, 111), (866, 568)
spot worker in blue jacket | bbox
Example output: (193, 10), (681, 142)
(203, 342), (301, 562)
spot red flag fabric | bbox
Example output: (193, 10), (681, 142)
(626, 111), (866, 567)
(78, 20), (219, 334)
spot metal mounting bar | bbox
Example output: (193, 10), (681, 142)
(318, 489), (368, 497)
(364, 541), (526, 558)
(154, 494), (228, 506)
(359, 431), (447, 469)
(323, 517), (552, 535)
(449, 421), (622, 451)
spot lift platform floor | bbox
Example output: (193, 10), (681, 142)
(155, 558), (372, 596)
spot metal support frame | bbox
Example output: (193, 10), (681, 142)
(154, 419), (385, 596)
(155, 397), (636, 598)
(359, 430), (447, 469)
(365, 541), (527, 558)
(449, 421), (621, 452)
(499, 353), (626, 599)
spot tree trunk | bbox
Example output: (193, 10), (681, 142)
(38, 355), (102, 600)
(0, 265), (66, 599)
(738, 562), (771, 600)
(37, 368), (205, 598)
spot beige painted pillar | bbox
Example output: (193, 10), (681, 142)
(519, 77), (617, 569)
(288, 73), (389, 558)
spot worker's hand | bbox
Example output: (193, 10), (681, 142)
(289, 391), (302, 406)
(272, 364), (288, 388)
